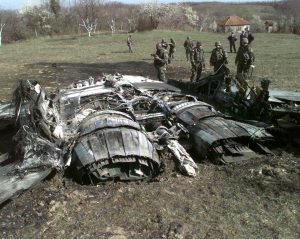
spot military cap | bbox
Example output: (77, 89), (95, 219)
(215, 41), (221, 46)
(196, 41), (202, 46)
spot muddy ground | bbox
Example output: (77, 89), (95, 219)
(0, 63), (300, 238)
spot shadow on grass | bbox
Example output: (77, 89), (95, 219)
(111, 51), (132, 54)
(25, 61), (157, 83)
(45, 36), (78, 43)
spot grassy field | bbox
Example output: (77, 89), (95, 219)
(0, 30), (299, 100)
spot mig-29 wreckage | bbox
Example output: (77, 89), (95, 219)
(0, 74), (275, 204)
(169, 65), (300, 144)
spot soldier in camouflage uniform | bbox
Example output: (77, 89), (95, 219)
(210, 41), (229, 72)
(210, 41), (231, 92)
(190, 41), (205, 82)
(127, 35), (133, 53)
(183, 36), (194, 61)
(168, 38), (176, 62)
(235, 37), (255, 100)
(161, 38), (168, 49)
(152, 42), (169, 82)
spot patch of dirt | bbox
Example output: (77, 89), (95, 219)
(1, 146), (299, 239)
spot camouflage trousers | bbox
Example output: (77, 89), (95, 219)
(190, 63), (203, 82)
(127, 43), (133, 53)
(185, 49), (191, 61)
(155, 65), (167, 82)
(236, 73), (248, 99)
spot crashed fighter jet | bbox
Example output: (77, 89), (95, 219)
(0, 74), (274, 204)
(169, 65), (300, 144)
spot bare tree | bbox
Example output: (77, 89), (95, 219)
(108, 19), (115, 35)
(79, 18), (97, 37)
(75, 0), (103, 36)
(0, 10), (8, 46)
(0, 23), (5, 46)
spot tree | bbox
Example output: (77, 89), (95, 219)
(0, 10), (8, 46)
(79, 18), (97, 37)
(75, 0), (102, 36)
(0, 23), (5, 46)
(136, 3), (199, 31)
(50, 0), (61, 18)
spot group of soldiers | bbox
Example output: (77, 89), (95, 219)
(127, 32), (255, 101)
(152, 38), (176, 82)
(152, 33), (255, 101)
(227, 29), (254, 53)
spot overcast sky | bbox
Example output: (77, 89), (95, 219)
(0, 0), (277, 10)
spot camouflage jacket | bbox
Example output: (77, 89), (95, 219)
(235, 45), (255, 68)
(210, 47), (228, 66)
(184, 39), (193, 51)
(154, 48), (168, 67)
(191, 47), (205, 65)
(228, 34), (237, 43)
(127, 36), (132, 45)
(169, 40), (176, 51)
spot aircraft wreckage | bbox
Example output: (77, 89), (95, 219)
(169, 65), (300, 144)
(0, 73), (298, 204)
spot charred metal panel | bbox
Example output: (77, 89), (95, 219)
(104, 129), (127, 157)
(172, 102), (273, 162)
(72, 111), (160, 182)
(73, 138), (95, 167)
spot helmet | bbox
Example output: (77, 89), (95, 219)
(215, 41), (221, 46)
(242, 38), (249, 44)
(196, 41), (202, 46)
(187, 36), (191, 40)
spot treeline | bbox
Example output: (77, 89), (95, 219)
(0, 0), (299, 44)
(272, 0), (300, 34)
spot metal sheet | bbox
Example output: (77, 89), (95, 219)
(74, 138), (95, 166)
(104, 129), (126, 158)
(80, 116), (140, 136)
(269, 90), (300, 102)
(138, 132), (152, 159)
(122, 128), (139, 156)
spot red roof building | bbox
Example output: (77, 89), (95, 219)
(218, 16), (251, 33)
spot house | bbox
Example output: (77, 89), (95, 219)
(265, 20), (273, 33)
(218, 16), (250, 33)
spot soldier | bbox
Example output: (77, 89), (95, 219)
(210, 41), (229, 72)
(235, 37), (255, 100)
(168, 38), (176, 62)
(210, 41), (231, 92)
(152, 42), (169, 82)
(183, 36), (194, 61)
(127, 34), (133, 53)
(161, 38), (168, 49)
(247, 30), (254, 46)
(190, 41), (205, 82)
(239, 30), (247, 46)
(227, 31), (237, 53)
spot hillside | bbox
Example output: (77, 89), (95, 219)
(189, 2), (278, 21)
